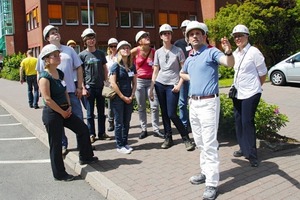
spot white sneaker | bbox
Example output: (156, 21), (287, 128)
(125, 145), (133, 152)
(117, 147), (131, 154)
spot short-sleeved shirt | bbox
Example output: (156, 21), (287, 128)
(79, 49), (107, 89)
(20, 57), (38, 76)
(182, 45), (223, 96)
(134, 47), (155, 79)
(39, 69), (67, 106)
(154, 45), (185, 85)
(233, 43), (267, 99)
(106, 54), (118, 76)
(36, 45), (82, 93)
(110, 63), (136, 97)
(174, 38), (190, 59)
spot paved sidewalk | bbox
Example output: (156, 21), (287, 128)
(0, 78), (299, 200)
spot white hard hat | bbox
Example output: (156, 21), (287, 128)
(185, 21), (208, 37)
(117, 40), (131, 51)
(40, 44), (61, 60)
(135, 31), (149, 43)
(180, 20), (191, 29)
(159, 24), (173, 34)
(231, 24), (250, 35)
(43, 25), (58, 41)
(81, 28), (96, 39)
(108, 38), (118, 45)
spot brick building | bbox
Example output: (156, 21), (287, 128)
(0, 0), (237, 56)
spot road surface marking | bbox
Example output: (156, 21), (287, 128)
(0, 137), (37, 141)
(0, 159), (50, 164)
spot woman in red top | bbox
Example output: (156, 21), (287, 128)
(131, 31), (164, 139)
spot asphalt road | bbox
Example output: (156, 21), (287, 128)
(0, 105), (105, 200)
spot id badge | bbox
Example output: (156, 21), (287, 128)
(148, 61), (154, 66)
(128, 71), (134, 77)
(186, 46), (192, 51)
(61, 80), (66, 87)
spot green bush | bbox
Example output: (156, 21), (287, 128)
(0, 52), (25, 81)
(219, 93), (289, 141)
(219, 65), (234, 79)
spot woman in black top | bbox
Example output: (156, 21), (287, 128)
(38, 44), (98, 181)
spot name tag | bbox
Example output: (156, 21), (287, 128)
(186, 46), (192, 51)
(128, 71), (134, 77)
(148, 61), (154, 66)
(61, 80), (66, 87)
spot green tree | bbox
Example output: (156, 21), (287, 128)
(206, 0), (300, 67)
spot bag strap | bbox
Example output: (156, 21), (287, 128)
(234, 46), (251, 85)
(138, 47), (152, 67)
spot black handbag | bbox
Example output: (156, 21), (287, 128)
(228, 85), (237, 99)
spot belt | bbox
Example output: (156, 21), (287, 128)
(190, 93), (219, 100)
(60, 103), (70, 107)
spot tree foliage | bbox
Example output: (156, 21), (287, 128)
(206, 0), (300, 67)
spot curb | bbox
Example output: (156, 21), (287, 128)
(0, 99), (137, 200)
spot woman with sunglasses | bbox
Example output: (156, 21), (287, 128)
(131, 31), (164, 140)
(106, 38), (119, 132)
(150, 24), (195, 151)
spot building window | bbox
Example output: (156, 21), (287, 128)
(189, 15), (197, 21)
(26, 13), (30, 30)
(48, 4), (62, 25)
(95, 6), (109, 25)
(159, 12), (167, 26)
(65, 5), (78, 25)
(81, 6), (94, 25)
(120, 11), (130, 28)
(144, 12), (154, 28)
(132, 11), (143, 28)
(32, 8), (39, 28)
(169, 13), (178, 28)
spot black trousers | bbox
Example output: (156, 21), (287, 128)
(42, 106), (94, 179)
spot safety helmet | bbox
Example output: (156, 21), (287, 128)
(43, 25), (58, 41)
(81, 28), (96, 39)
(159, 24), (173, 34)
(180, 20), (191, 29)
(108, 38), (118, 45)
(117, 40), (131, 52)
(185, 21), (208, 37)
(40, 44), (61, 60)
(135, 31), (149, 43)
(67, 40), (76, 46)
(231, 24), (250, 36)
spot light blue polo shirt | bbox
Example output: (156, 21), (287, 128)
(182, 46), (223, 96)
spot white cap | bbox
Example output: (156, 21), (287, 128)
(159, 24), (173, 34)
(108, 38), (118, 45)
(43, 25), (58, 41)
(81, 28), (96, 39)
(231, 24), (250, 35)
(135, 31), (149, 43)
(185, 21), (208, 37)
(117, 40), (131, 51)
(180, 20), (191, 29)
(40, 44), (61, 59)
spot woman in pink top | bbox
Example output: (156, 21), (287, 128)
(131, 31), (163, 139)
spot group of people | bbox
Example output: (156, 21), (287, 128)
(19, 19), (267, 199)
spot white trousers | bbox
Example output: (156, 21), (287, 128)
(189, 97), (220, 187)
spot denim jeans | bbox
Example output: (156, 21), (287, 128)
(233, 93), (261, 160)
(107, 98), (114, 123)
(86, 87), (106, 137)
(135, 78), (160, 132)
(178, 80), (190, 129)
(154, 81), (189, 139)
(26, 75), (39, 107)
(62, 93), (83, 148)
(112, 96), (133, 148)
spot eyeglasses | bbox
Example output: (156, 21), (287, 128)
(109, 45), (117, 48)
(162, 32), (171, 36)
(233, 34), (246, 39)
(141, 33), (150, 38)
(165, 53), (169, 63)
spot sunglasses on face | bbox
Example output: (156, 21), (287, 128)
(162, 32), (171, 36)
(141, 34), (150, 39)
(109, 45), (117, 48)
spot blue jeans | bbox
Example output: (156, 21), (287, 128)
(233, 93), (261, 160)
(26, 75), (39, 107)
(178, 80), (190, 129)
(107, 98), (114, 123)
(112, 96), (133, 148)
(62, 93), (83, 148)
(154, 81), (189, 139)
(86, 87), (106, 137)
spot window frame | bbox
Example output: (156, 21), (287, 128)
(65, 5), (79, 25)
(144, 11), (154, 28)
(95, 5), (109, 26)
(81, 6), (94, 25)
(120, 11), (131, 28)
(132, 11), (143, 28)
(48, 4), (62, 25)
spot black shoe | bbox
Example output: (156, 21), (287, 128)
(153, 130), (164, 138)
(107, 121), (114, 132)
(79, 156), (98, 165)
(29, 105), (33, 108)
(54, 174), (75, 181)
(250, 159), (259, 167)
(161, 137), (173, 149)
(34, 105), (39, 109)
(139, 131), (148, 139)
(233, 150), (243, 157)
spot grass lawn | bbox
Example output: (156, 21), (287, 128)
(219, 78), (233, 87)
